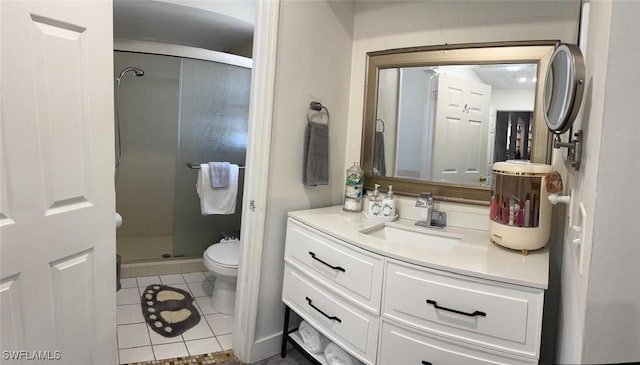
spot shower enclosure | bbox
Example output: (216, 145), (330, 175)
(114, 51), (251, 263)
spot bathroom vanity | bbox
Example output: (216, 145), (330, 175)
(280, 205), (548, 365)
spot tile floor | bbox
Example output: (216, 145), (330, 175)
(116, 272), (234, 364)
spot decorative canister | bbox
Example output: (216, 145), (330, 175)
(490, 161), (552, 255)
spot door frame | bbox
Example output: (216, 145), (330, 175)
(233, 0), (279, 362)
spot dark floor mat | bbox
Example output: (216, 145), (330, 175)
(140, 284), (201, 337)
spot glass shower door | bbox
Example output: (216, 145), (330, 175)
(172, 58), (251, 257)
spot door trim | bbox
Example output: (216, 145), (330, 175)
(233, 0), (280, 362)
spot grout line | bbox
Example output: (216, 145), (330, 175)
(150, 344), (157, 362)
(142, 319), (156, 361)
(117, 344), (154, 350)
(213, 335), (223, 351)
(117, 320), (146, 325)
(185, 339), (193, 356)
(201, 312), (217, 338)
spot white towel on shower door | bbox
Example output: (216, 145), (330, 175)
(196, 163), (239, 215)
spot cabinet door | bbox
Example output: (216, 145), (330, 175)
(379, 321), (537, 365)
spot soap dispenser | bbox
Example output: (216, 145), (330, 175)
(368, 184), (383, 216)
(382, 185), (396, 218)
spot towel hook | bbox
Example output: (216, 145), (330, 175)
(376, 118), (385, 133)
(307, 101), (330, 125)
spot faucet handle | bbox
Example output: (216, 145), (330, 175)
(416, 192), (433, 207)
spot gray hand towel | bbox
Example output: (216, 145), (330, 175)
(303, 121), (329, 186)
(373, 131), (386, 176)
(208, 162), (230, 188)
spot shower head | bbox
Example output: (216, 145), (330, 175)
(116, 66), (145, 82)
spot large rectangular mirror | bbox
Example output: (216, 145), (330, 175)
(361, 41), (557, 204)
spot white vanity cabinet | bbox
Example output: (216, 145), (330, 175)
(281, 211), (547, 365)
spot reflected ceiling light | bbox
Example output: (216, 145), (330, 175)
(519, 77), (527, 82)
(507, 66), (521, 72)
(532, 77), (537, 82)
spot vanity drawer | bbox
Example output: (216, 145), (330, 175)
(282, 265), (378, 365)
(383, 260), (544, 358)
(285, 218), (383, 314)
(378, 321), (537, 365)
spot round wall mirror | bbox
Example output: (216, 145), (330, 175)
(543, 44), (585, 133)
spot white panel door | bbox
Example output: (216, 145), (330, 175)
(432, 74), (491, 185)
(1, 1), (116, 363)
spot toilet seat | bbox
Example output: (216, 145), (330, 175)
(204, 240), (239, 269)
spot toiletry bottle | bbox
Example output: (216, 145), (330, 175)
(343, 162), (364, 212)
(508, 197), (516, 226)
(368, 184), (382, 216)
(523, 193), (531, 227)
(382, 185), (396, 218)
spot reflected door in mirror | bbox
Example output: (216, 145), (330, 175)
(431, 74), (491, 185)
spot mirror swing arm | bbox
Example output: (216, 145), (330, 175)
(553, 130), (583, 170)
(360, 40), (560, 204)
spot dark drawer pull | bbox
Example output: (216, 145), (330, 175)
(308, 251), (346, 272)
(426, 299), (486, 317)
(421, 362), (432, 365)
(305, 297), (342, 323)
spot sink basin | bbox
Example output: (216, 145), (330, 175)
(361, 224), (461, 253)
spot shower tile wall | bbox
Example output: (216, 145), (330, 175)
(115, 52), (181, 262)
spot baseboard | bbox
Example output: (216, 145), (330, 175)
(251, 332), (285, 363)
(120, 258), (206, 278)
(250, 313), (301, 363)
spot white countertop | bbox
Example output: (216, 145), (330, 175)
(288, 205), (549, 289)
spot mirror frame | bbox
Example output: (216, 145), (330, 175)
(361, 40), (558, 204)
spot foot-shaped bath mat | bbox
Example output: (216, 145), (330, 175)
(141, 284), (201, 337)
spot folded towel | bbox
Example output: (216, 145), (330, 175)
(324, 342), (356, 365)
(196, 163), (239, 215)
(208, 162), (230, 188)
(303, 121), (329, 186)
(298, 320), (328, 354)
(373, 131), (386, 176)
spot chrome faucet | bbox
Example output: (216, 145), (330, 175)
(415, 192), (447, 229)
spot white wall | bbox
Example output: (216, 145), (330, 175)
(576, 1), (640, 363)
(252, 0), (354, 360)
(440, 65), (484, 83)
(553, 1), (611, 363)
(491, 88), (535, 111)
(158, 0), (256, 25)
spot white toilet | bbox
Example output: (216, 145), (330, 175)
(203, 238), (240, 315)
